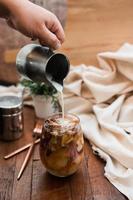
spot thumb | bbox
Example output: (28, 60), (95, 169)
(38, 25), (61, 50)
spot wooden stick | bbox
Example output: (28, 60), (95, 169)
(4, 139), (40, 160)
(17, 122), (43, 180)
(17, 140), (36, 180)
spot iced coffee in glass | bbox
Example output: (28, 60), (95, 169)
(39, 113), (84, 177)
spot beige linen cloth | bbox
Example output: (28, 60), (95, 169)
(0, 43), (133, 199)
(63, 43), (133, 200)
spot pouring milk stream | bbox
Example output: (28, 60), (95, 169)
(51, 81), (65, 119)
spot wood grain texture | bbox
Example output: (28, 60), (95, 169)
(85, 143), (127, 200)
(31, 160), (71, 200)
(68, 151), (93, 200)
(61, 0), (133, 66)
(11, 152), (33, 200)
(0, 157), (15, 200)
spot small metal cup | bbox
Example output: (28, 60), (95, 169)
(0, 95), (23, 141)
(16, 44), (70, 86)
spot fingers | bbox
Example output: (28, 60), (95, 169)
(38, 24), (62, 50)
(51, 16), (65, 44)
(37, 11), (65, 50)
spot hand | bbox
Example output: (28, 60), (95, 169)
(1, 0), (65, 50)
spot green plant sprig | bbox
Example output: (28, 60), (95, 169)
(20, 79), (59, 108)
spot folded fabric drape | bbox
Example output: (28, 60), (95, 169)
(63, 43), (133, 200)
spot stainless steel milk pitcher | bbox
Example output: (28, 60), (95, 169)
(16, 44), (70, 86)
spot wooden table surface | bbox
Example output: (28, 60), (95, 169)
(1, 0), (133, 199)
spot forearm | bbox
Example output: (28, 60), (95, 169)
(0, 0), (28, 18)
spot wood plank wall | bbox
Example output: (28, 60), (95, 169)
(61, 0), (133, 66)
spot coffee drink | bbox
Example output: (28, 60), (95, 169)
(39, 113), (84, 177)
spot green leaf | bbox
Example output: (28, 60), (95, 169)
(20, 78), (59, 107)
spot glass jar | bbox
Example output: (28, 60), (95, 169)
(39, 113), (84, 177)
